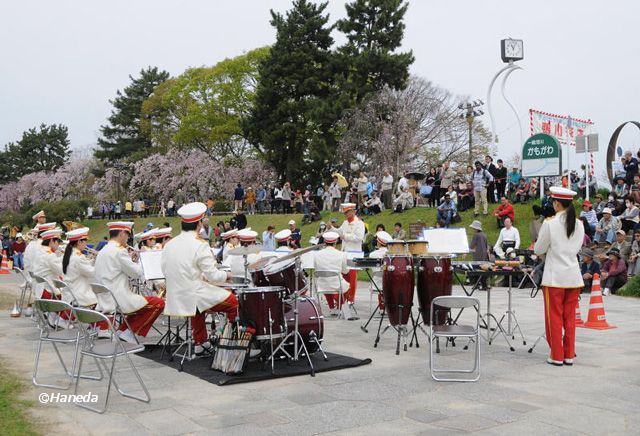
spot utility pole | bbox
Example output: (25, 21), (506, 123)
(459, 100), (484, 166)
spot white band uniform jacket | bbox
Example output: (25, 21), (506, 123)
(533, 210), (585, 288)
(368, 247), (388, 288)
(314, 246), (350, 292)
(23, 238), (40, 273)
(31, 245), (63, 297)
(161, 231), (230, 317)
(223, 252), (260, 279)
(64, 249), (98, 307)
(337, 217), (366, 253)
(94, 241), (146, 314)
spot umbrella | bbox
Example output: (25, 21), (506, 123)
(332, 172), (348, 188)
(405, 172), (426, 181)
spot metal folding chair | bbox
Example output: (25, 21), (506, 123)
(14, 267), (33, 314)
(51, 278), (80, 307)
(430, 296), (481, 382)
(314, 270), (347, 319)
(72, 307), (150, 414)
(90, 283), (140, 344)
(32, 299), (103, 390)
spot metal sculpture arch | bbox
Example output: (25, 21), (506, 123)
(607, 121), (640, 184)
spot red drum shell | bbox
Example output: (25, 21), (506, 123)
(265, 260), (308, 296)
(382, 255), (414, 326)
(239, 287), (286, 340)
(248, 257), (274, 287)
(416, 256), (452, 325)
(283, 297), (324, 353)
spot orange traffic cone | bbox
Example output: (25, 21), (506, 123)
(0, 251), (10, 275)
(575, 299), (584, 327)
(580, 273), (616, 330)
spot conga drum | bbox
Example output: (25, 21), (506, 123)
(416, 255), (453, 325)
(382, 255), (414, 326)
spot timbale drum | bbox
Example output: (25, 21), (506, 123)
(382, 255), (414, 326)
(416, 255), (453, 325)
(265, 259), (308, 296)
(238, 286), (286, 340)
(283, 297), (324, 353)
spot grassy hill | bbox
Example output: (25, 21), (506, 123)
(80, 202), (538, 256)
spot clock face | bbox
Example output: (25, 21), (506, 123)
(504, 39), (523, 59)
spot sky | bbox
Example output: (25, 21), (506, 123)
(1, 0), (639, 183)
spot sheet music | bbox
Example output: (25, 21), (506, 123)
(139, 250), (165, 280)
(422, 228), (469, 254)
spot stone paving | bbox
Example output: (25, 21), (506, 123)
(1, 271), (639, 435)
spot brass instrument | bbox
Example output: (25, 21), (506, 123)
(85, 247), (99, 264)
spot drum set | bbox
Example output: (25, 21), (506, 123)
(225, 244), (327, 376)
(359, 240), (454, 355)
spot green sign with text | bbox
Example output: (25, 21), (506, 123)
(522, 133), (561, 177)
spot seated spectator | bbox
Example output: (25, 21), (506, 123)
(507, 167), (521, 196)
(514, 178), (530, 203)
(493, 196), (515, 228)
(458, 182), (474, 212)
(593, 194), (605, 220)
(620, 197), (640, 232)
(613, 178), (628, 198)
(442, 185), (458, 207)
(493, 217), (520, 258)
(594, 208), (621, 244)
(363, 192), (382, 215)
(601, 248), (627, 295)
(436, 193), (457, 227)
(581, 217), (593, 246)
(628, 174), (640, 204)
(392, 222), (406, 240)
(580, 248), (600, 293)
(628, 230), (640, 276)
(529, 177), (539, 198)
(392, 188), (414, 213)
(611, 229), (631, 264)
(580, 200), (598, 233)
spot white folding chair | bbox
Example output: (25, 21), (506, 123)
(314, 270), (347, 319)
(14, 267), (33, 314)
(72, 307), (149, 414)
(429, 296), (481, 382)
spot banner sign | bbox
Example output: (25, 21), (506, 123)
(522, 134), (561, 177)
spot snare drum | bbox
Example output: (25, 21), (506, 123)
(407, 240), (429, 256)
(238, 286), (286, 340)
(382, 255), (414, 326)
(265, 259), (308, 296)
(416, 255), (453, 325)
(283, 297), (324, 353)
(248, 257), (275, 287)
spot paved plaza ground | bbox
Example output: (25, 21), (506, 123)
(1, 271), (639, 435)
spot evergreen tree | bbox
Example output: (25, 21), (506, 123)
(336, 0), (414, 104)
(1, 123), (71, 182)
(244, 0), (335, 184)
(95, 66), (169, 164)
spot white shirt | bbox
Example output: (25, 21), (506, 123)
(381, 175), (393, 191)
(337, 217), (366, 252)
(94, 241), (146, 314)
(397, 177), (409, 193)
(369, 247), (387, 289)
(494, 226), (521, 256)
(31, 244), (63, 297)
(162, 231), (230, 316)
(314, 246), (349, 292)
(64, 249), (97, 307)
(534, 211), (585, 288)
(23, 238), (40, 272)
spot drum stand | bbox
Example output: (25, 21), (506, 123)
(267, 256), (316, 376)
(527, 333), (546, 353)
(373, 292), (415, 355)
(360, 270), (383, 333)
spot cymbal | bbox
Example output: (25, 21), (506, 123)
(276, 244), (325, 263)
(227, 245), (263, 256)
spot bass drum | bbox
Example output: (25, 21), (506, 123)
(382, 255), (414, 326)
(416, 256), (453, 325)
(238, 286), (287, 340)
(283, 297), (324, 353)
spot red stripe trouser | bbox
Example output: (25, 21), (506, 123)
(41, 289), (73, 320)
(120, 296), (165, 337)
(192, 293), (239, 345)
(543, 286), (580, 362)
(324, 270), (358, 309)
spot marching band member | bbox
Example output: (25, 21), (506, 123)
(369, 231), (392, 295)
(314, 231), (350, 318)
(223, 228), (259, 279)
(154, 227), (173, 249)
(220, 229), (239, 262)
(274, 229), (293, 257)
(33, 210), (47, 226)
(24, 222), (56, 273)
(31, 228), (64, 300)
(336, 202), (365, 320)
(94, 222), (165, 343)
(61, 227), (97, 308)
(139, 228), (158, 251)
(534, 186), (584, 366)
(162, 202), (237, 356)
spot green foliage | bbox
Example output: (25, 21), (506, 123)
(0, 360), (37, 436)
(597, 188), (611, 199)
(141, 48), (269, 158)
(0, 124), (71, 183)
(336, 0), (414, 104)
(244, 0), (336, 184)
(0, 200), (89, 230)
(95, 66), (170, 164)
(619, 274), (640, 297)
